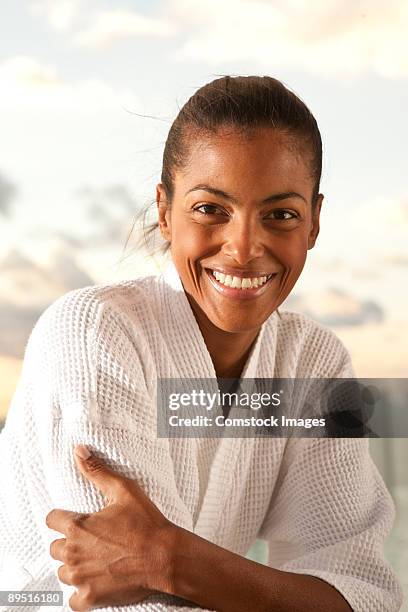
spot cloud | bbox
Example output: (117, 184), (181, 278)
(0, 251), (53, 359)
(335, 321), (408, 377)
(73, 9), (176, 49)
(169, 0), (408, 79)
(48, 250), (94, 290)
(384, 255), (408, 267)
(318, 195), (408, 268)
(45, 230), (86, 252)
(283, 287), (385, 327)
(0, 246), (95, 358)
(29, 0), (80, 31)
(0, 247), (94, 302)
(0, 56), (138, 111)
(0, 182), (143, 359)
(0, 56), (60, 87)
(77, 184), (140, 244)
(0, 172), (17, 216)
(24, 1), (408, 78)
(0, 300), (44, 360)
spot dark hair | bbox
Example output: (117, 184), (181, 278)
(125, 75), (322, 259)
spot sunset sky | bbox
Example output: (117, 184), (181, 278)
(1, 0), (408, 420)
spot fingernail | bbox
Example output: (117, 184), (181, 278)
(75, 444), (91, 460)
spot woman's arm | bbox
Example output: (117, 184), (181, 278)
(0, 289), (213, 611)
(168, 526), (352, 612)
(47, 444), (350, 612)
(255, 435), (403, 612)
(50, 436), (401, 612)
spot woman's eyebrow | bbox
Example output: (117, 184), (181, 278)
(185, 184), (237, 201)
(262, 192), (307, 205)
(185, 184), (306, 204)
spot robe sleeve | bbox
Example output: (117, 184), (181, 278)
(257, 346), (403, 612)
(0, 289), (214, 612)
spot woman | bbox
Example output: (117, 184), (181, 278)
(0, 76), (403, 611)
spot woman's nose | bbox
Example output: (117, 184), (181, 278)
(221, 216), (265, 265)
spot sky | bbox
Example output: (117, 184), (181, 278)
(1, 0), (408, 418)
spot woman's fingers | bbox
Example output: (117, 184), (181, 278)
(46, 508), (90, 534)
(49, 537), (66, 560)
(68, 588), (93, 612)
(73, 446), (137, 505)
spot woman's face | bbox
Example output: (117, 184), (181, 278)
(157, 127), (323, 333)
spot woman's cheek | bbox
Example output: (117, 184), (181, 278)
(173, 222), (216, 264)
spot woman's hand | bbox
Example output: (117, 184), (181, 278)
(45, 445), (176, 611)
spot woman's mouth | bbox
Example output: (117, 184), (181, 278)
(204, 268), (277, 300)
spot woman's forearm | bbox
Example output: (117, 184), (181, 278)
(161, 525), (352, 612)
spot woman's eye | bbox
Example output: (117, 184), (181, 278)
(193, 204), (226, 216)
(265, 209), (297, 220)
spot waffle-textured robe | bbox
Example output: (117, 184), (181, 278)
(0, 260), (403, 611)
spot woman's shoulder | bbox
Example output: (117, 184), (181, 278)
(21, 275), (163, 385)
(274, 309), (354, 377)
(33, 274), (161, 338)
(277, 308), (345, 345)
(18, 276), (161, 422)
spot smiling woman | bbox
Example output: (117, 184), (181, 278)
(0, 76), (403, 612)
(156, 125), (320, 377)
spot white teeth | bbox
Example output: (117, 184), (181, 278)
(211, 270), (271, 289)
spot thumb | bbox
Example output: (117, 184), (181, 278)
(73, 444), (129, 504)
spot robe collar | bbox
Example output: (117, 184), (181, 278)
(159, 258), (279, 538)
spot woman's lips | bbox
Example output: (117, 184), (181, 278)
(204, 268), (277, 300)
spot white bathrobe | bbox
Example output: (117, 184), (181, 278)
(0, 259), (403, 611)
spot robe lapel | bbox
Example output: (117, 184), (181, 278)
(160, 259), (278, 540)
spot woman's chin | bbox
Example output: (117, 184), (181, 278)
(207, 311), (268, 334)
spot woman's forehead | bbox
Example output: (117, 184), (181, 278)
(175, 127), (313, 195)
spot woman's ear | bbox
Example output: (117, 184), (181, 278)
(156, 183), (171, 242)
(307, 193), (324, 250)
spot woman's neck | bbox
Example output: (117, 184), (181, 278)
(186, 294), (260, 379)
